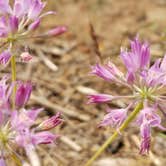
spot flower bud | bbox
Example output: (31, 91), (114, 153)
(38, 112), (63, 131)
(46, 26), (67, 37)
(87, 94), (115, 104)
(28, 19), (40, 31)
(20, 52), (33, 62)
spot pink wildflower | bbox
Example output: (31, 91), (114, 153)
(11, 109), (62, 150)
(88, 36), (166, 154)
(0, 0), (66, 65)
(0, 76), (63, 163)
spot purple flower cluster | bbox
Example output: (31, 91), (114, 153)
(0, 0), (67, 65)
(88, 37), (166, 154)
(0, 1), (65, 165)
(0, 76), (63, 165)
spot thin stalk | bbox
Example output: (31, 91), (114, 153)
(84, 102), (143, 166)
(11, 55), (16, 110)
(26, 149), (41, 166)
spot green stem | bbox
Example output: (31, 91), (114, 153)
(11, 55), (16, 110)
(84, 102), (143, 166)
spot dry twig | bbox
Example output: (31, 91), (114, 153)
(31, 94), (90, 121)
(60, 136), (82, 152)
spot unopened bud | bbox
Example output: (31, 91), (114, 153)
(20, 52), (33, 62)
(46, 26), (67, 37)
(38, 112), (63, 130)
(28, 19), (40, 31)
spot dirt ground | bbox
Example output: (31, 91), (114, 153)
(5, 0), (166, 165)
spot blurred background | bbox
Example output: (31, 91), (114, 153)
(5, 0), (166, 165)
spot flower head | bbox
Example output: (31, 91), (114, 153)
(0, 0), (67, 65)
(0, 76), (63, 163)
(88, 36), (166, 154)
(11, 109), (61, 150)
